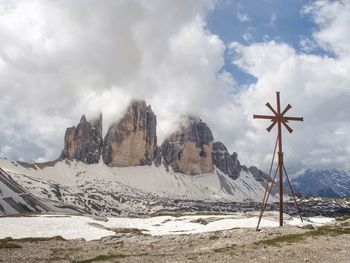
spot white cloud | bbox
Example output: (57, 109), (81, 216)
(1, 0), (349, 178)
(299, 37), (318, 53)
(236, 4), (251, 23)
(242, 32), (255, 43)
(0, 0), (246, 162)
(270, 12), (277, 28)
(230, 0), (350, 174)
(302, 0), (350, 56)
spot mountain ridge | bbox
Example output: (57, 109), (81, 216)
(291, 168), (350, 198)
(59, 100), (246, 178)
(0, 99), (282, 216)
(0, 157), (279, 216)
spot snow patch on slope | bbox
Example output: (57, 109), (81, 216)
(0, 168), (51, 216)
(0, 158), (278, 216)
(0, 213), (334, 240)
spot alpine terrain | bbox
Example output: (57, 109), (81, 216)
(0, 100), (278, 216)
(291, 169), (350, 198)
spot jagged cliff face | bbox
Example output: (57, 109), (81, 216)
(212, 142), (241, 179)
(60, 114), (103, 164)
(161, 117), (214, 175)
(248, 166), (269, 182)
(102, 101), (157, 167)
(59, 101), (244, 179)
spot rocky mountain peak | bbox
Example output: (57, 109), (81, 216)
(60, 113), (103, 164)
(58, 102), (245, 179)
(212, 141), (241, 179)
(161, 116), (214, 175)
(90, 113), (103, 135)
(102, 100), (158, 167)
(248, 166), (270, 182)
(290, 169), (350, 198)
(80, 115), (87, 123)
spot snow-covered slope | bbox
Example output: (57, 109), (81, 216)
(291, 169), (350, 198)
(0, 213), (333, 240)
(0, 158), (278, 216)
(0, 167), (51, 216)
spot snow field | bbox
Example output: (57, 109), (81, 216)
(0, 213), (334, 241)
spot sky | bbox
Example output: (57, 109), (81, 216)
(0, 0), (349, 175)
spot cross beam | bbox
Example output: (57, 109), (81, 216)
(253, 92), (303, 227)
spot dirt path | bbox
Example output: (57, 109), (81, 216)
(1, 223), (350, 263)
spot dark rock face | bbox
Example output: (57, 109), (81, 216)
(60, 114), (103, 164)
(0, 168), (52, 216)
(102, 100), (157, 167)
(58, 101), (246, 179)
(153, 146), (162, 167)
(248, 166), (269, 182)
(290, 169), (350, 198)
(248, 166), (280, 195)
(161, 116), (214, 175)
(212, 142), (241, 179)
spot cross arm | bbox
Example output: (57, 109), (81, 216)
(281, 104), (292, 115)
(266, 121), (277, 132)
(284, 116), (303, 122)
(253, 114), (275, 120)
(282, 120), (293, 133)
(266, 102), (278, 115)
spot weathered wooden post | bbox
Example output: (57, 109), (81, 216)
(254, 91), (303, 227)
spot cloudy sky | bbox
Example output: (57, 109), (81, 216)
(0, 0), (349, 175)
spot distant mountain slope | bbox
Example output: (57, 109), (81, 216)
(0, 167), (52, 216)
(291, 169), (350, 198)
(0, 158), (279, 216)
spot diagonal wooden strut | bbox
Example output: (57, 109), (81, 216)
(256, 135), (278, 231)
(255, 135), (304, 230)
(256, 159), (304, 230)
(283, 165), (303, 222)
(256, 167), (278, 231)
(254, 91), (303, 228)
(258, 136), (278, 215)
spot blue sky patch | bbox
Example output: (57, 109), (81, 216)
(207, 0), (334, 86)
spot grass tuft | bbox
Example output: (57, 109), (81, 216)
(72, 254), (126, 263)
(192, 218), (209, 225)
(0, 237), (21, 249)
(15, 236), (66, 242)
(209, 235), (220, 240)
(0, 236), (66, 249)
(256, 233), (305, 246)
(0, 241), (22, 249)
(213, 244), (237, 253)
(335, 215), (350, 222)
(311, 225), (350, 236)
(255, 225), (350, 247)
(111, 228), (148, 235)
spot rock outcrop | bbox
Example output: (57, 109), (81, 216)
(248, 166), (283, 195)
(60, 114), (103, 164)
(248, 166), (269, 182)
(102, 100), (158, 167)
(161, 116), (214, 175)
(212, 142), (241, 179)
(153, 146), (162, 167)
(59, 101), (245, 178)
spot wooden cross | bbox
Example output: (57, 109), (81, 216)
(253, 91), (303, 227)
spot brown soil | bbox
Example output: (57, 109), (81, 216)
(1, 223), (350, 263)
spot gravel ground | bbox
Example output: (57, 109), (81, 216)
(1, 221), (350, 263)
